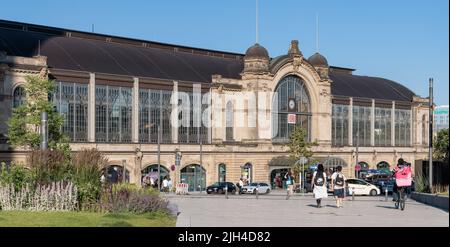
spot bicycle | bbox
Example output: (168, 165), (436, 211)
(394, 186), (407, 211)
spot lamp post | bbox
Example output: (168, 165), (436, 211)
(40, 112), (48, 150)
(298, 157), (308, 195)
(157, 124), (161, 191)
(355, 132), (359, 178)
(428, 78), (434, 192)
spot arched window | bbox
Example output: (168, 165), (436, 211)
(218, 163), (226, 182)
(272, 75), (311, 141)
(226, 101), (233, 140)
(13, 86), (26, 108)
(376, 161), (390, 172)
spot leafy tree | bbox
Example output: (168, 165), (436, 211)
(7, 75), (68, 151)
(287, 126), (317, 178)
(433, 128), (449, 162)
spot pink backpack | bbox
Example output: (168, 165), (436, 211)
(395, 166), (412, 187)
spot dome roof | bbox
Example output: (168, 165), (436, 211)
(308, 52), (328, 67)
(244, 43), (269, 59)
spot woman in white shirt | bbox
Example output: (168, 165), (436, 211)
(311, 164), (328, 208)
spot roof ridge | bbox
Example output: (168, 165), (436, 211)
(0, 19), (244, 60)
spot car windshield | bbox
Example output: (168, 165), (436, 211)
(249, 183), (258, 186)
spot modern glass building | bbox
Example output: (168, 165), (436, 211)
(0, 20), (431, 190)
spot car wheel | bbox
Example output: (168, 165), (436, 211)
(231, 189), (236, 194)
(217, 189), (223, 194)
(370, 189), (377, 196)
(266, 189), (270, 194)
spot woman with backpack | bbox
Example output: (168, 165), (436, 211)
(331, 165), (346, 208)
(312, 164), (327, 208)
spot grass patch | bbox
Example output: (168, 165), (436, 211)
(0, 211), (176, 227)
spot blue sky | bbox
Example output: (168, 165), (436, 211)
(2, 0), (448, 105)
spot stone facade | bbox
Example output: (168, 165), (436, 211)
(0, 37), (430, 190)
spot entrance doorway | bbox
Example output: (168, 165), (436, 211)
(141, 164), (170, 187)
(270, 168), (290, 189)
(180, 164), (206, 191)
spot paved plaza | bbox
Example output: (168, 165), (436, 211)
(167, 191), (449, 227)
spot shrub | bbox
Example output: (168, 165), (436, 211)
(71, 148), (107, 208)
(27, 149), (71, 185)
(414, 175), (429, 193)
(100, 184), (168, 214)
(0, 181), (77, 211)
(0, 162), (32, 190)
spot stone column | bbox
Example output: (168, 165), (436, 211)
(88, 73), (96, 142)
(391, 101), (396, 146)
(132, 77), (139, 143)
(348, 97), (353, 146)
(371, 99), (375, 146)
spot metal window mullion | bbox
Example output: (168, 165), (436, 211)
(106, 86), (109, 142)
(73, 83), (76, 141)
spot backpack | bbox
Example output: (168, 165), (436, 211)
(334, 173), (344, 186)
(314, 172), (324, 186)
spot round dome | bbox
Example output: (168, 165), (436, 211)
(244, 43), (269, 59)
(308, 52), (328, 67)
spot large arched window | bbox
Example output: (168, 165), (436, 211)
(272, 75), (311, 141)
(181, 164), (206, 191)
(13, 86), (26, 108)
(225, 101), (233, 140)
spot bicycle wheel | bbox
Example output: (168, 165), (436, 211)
(400, 190), (406, 211)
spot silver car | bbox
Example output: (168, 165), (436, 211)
(242, 182), (271, 194)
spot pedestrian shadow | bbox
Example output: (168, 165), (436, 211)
(326, 205), (339, 208)
(375, 205), (398, 210)
(307, 204), (318, 208)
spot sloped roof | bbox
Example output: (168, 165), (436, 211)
(0, 20), (415, 102)
(329, 72), (415, 102)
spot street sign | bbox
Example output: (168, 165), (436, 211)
(287, 114), (296, 124)
(355, 164), (361, 171)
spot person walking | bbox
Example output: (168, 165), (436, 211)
(285, 171), (295, 196)
(162, 177), (169, 192)
(168, 178), (173, 192)
(312, 164), (327, 208)
(238, 178), (244, 195)
(331, 165), (346, 208)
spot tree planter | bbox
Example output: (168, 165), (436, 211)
(411, 192), (449, 211)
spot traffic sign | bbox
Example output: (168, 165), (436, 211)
(355, 164), (361, 171)
(287, 114), (296, 124)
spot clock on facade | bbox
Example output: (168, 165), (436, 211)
(288, 98), (296, 111)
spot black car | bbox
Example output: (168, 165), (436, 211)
(206, 182), (237, 194)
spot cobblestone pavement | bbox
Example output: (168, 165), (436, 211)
(166, 191), (449, 227)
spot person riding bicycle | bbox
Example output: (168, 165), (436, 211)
(392, 158), (412, 202)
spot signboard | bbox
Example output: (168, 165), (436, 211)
(355, 164), (361, 171)
(287, 114), (296, 124)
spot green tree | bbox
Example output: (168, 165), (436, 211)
(7, 75), (68, 151)
(286, 126), (316, 178)
(433, 128), (449, 162)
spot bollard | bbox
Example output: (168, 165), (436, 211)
(225, 186), (228, 199)
(198, 185), (201, 194)
(256, 185), (259, 200)
(286, 188), (290, 200)
(352, 190), (355, 201)
(385, 187), (388, 201)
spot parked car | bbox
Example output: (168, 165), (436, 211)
(365, 174), (391, 184)
(346, 179), (380, 196)
(206, 182), (237, 194)
(242, 183), (271, 194)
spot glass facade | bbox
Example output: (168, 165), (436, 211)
(53, 82), (88, 142)
(374, 107), (392, 146)
(352, 105), (372, 146)
(332, 104), (349, 146)
(395, 109), (411, 147)
(273, 75), (311, 141)
(95, 85), (132, 142)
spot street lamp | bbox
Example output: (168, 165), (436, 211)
(297, 157), (308, 195)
